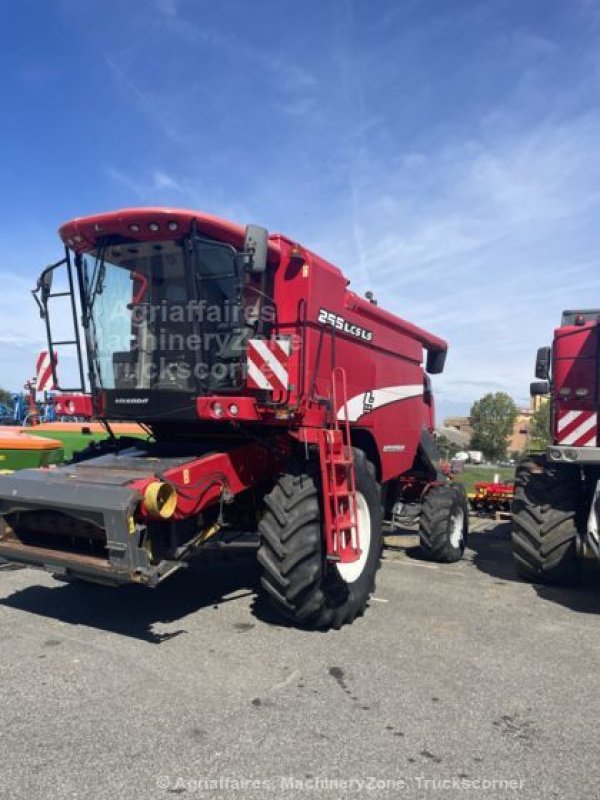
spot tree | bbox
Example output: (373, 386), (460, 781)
(469, 392), (518, 462)
(0, 388), (12, 408)
(434, 433), (462, 460)
(530, 398), (551, 450)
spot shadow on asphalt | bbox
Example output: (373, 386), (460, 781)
(0, 553), (261, 644)
(469, 520), (600, 616)
(3, 522), (600, 639)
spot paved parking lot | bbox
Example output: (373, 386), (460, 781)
(1, 519), (600, 800)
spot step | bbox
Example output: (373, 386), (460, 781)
(332, 513), (356, 530)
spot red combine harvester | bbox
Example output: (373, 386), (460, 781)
(512, 309), (600, 583)
(0, 208), (467, 628)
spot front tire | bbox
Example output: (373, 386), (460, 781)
(419, 483), (468, 562)
(257, 449), (383, 629)
(511, 455), (580, 583)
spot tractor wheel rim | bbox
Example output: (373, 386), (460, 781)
(449, 508), (465, 549)
(336, 491), (371, 584)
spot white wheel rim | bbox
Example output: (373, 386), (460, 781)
(336, 492), (371, 584)
(449, 508), (465, 549)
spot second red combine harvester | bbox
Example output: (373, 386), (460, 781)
(0, 208), (467, 628)
(512, 309), (600, 583)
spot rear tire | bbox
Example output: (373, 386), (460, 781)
(511, 455), (581, 583)
(257, 449), (383, 629)
(419, 483), (468, 562)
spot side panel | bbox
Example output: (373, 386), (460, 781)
(272, 243), (433, 482)
(553, 323), (599, 447)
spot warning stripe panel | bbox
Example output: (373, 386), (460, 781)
(558, 411), (594, 441)
(247, 347), (284, 392)
(557, 410), (582, 433)
(247, 359), (272, 390)
(36, 351), (57, 393)
(247, 338), (290, 393)
(556, 410), (597, 447)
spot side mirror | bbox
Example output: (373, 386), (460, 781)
(41, 269), (54, 298)
(243, 225), (268, 274)
(535, 346), (551, 380)
(530, 380), (549, 396)
(426, 348), (447, 375)
(32, 267), (55, 318)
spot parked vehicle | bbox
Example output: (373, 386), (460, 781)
(512, 309), (600, 582)
(0, 207), (467, 628)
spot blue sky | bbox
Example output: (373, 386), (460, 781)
(1, 0), (600, 420)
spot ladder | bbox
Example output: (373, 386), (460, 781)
(318, 367), (361, 563)
(32, 255), (86, 393)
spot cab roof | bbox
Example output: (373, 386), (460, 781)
(59, 207), (282, 264)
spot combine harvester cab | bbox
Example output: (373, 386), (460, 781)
(512, 309), (600, 583)
(0, 207), (466, 627)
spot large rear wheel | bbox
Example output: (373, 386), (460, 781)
(511, 455), (581, 583)
(257, 449), (383, 629)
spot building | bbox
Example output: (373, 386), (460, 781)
(444, 404), (538, 455)
(443, 416), (473, 439)
(435, 425), (470, 449)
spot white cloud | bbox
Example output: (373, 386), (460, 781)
(153, 170), (183, 192)
(154, 0), (179, 17)
(105, 56), (185, 145)
(303, 114), (600, 418)
(107, 167), (184, 198)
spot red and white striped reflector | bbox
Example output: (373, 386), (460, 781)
(556, 409), (597, 447)
(36, 350), (57, 393)
(247, 337), (291, 393)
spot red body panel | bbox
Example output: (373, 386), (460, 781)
(259, 236), (445, 482)
(552, 322), (598, 446)
(54, 393), (93, 418)
(131, 440), (286, 521)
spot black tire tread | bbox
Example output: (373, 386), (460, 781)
(511, 455), (581, 583)
(258, 450), (382, 629)
(258, 472), (329, 624)
(419, 483), (468, 563)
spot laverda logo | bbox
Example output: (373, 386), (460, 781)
(114, 397), (150, 404)
(317, 309), (373, 342)
(363, 391), (376, 413)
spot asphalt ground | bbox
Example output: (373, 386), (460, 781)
(1, 517), (599, 800)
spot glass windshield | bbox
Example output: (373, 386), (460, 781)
(84, 237), (253, 392)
